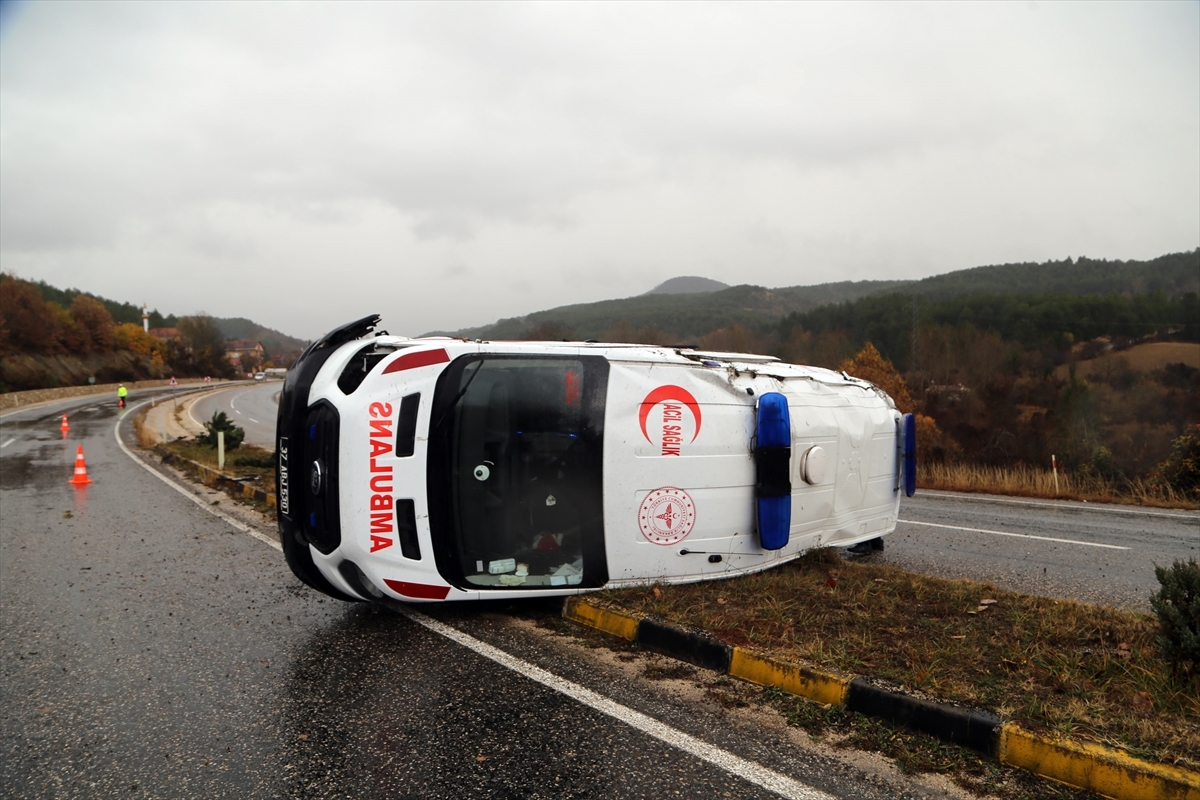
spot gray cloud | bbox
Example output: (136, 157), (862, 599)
(1, 1), (1196, 339)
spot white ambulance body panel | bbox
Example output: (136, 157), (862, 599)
(600, 358), (901, 587)
(277, 321), (909, 605)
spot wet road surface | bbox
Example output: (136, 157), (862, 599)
(189, 382), (279, 449)
(877, 491), (1199, 612)
(2, 395), (963, 800)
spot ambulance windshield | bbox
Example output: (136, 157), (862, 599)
(427, 355), (609, 589)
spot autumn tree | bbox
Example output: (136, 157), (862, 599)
(0, 275), (61, 354)
(841, 342), (960, 463)
(839, 343), (914, 413)
(70, 295), (116, 352)
(178, 314), (234, 377)
(779, 326), (856, 370)
(48, 303), (87, 352)
(114, 323), (167, 362)
(699, 323), (754, 354)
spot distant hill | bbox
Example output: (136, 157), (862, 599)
(645, 276), (730, 295)
(443, 249), (1198, 342)
(212, 318), (308, 357)
(447, 280), (907, 342)
(18, 279), (309, 355)
(906, 250), (1199, 301)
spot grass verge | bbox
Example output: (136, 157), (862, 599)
(153, 437), (276, 499)
(599, 549), (1199, 773)
(919, 462), (1198, 510)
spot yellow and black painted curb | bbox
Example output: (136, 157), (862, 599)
(157, 448), (277, 509)
(562, 597), (1200, 800)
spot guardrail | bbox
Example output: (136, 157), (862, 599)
(0, 378), (234, 411)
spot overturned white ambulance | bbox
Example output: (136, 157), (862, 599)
(276, 315), (916, 603)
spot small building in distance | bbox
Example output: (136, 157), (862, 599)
(147, 327), (180, 341)
(225, 340), (264, 372)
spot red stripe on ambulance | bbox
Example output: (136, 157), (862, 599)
(367, 401), (394, 552)
(381, 348), (450, 374)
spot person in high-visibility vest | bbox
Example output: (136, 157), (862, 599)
(117, 384), (128, 408)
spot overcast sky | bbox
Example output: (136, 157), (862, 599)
(2, 1), (1197, 339)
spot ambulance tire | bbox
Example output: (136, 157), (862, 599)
(281, 527), (363, 603)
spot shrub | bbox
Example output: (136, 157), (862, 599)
(1149, 425), (1200, 498)
(1089, 445), (1122, 481)
(197, 411), (245, 451)
(1150, 558), (1200, 680)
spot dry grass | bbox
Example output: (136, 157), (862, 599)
(1055, 341), (1200, 380)
(131, 407), (159, 449)
(603, 549), (1199, 771)
(158, 438), (276, 495)
(919, 462), (1198, 510)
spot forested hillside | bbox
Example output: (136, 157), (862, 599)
(450, 249), (1198, 344)
(776, 288), (1198, 486)
(211, 317), (308, 358)
(24, 280), (307, 357)
(906, 250), (1199, 301)
(30, 279), (177, 330)
(449, 279), (908, 341)
(453, 248), (1199, 492)
(0, 274), (303, 391)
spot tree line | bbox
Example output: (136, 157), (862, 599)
(547, 287), (1198, 491)
(0, 274), (237, 384)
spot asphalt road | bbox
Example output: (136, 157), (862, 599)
(878, 491), (1199, 612)
(1, 395), (966, 800)
(188, 381), (280, 449)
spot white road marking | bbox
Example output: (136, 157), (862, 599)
(249, 418), (259, 424)
(1, 437), (15, 448)
(115, 401), (280, 551)
(187, 397), (204, 429)
(898, 518), (1130, 550)
(115, 403), (831, 800)
(401, 608), (834, 800)
(916, 490), (1197, 521)
(235, 409), (243, 415)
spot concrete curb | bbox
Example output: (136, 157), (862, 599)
(156, 448), (277, 510)
(562, 597), (1200, 800)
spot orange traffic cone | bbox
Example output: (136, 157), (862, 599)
(61, 415), (70, 436)
(69, 445), (92, 486)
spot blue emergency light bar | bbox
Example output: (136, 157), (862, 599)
(902, 412), (917, 498)
(755, 392), (792, 550)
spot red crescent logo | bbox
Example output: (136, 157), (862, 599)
(639, 385), (702, 443)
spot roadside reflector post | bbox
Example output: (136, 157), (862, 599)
(218, 431), (225, 471)
(1052, 454), (1059, 496)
